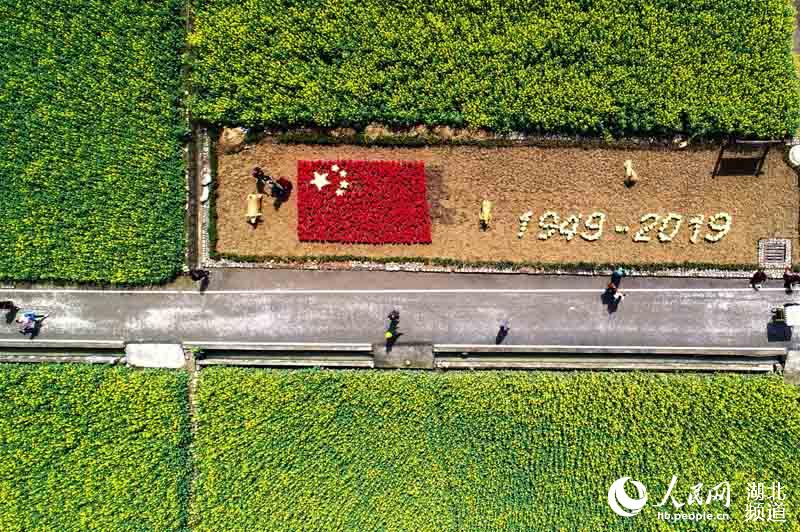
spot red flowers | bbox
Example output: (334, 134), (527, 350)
(297, 160), (432, 244)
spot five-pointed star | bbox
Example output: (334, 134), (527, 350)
(311, 171), (330, 191)
(335, 189), (346, 196)
(339, 170), (347, 177)
(339, 180), (349, 189)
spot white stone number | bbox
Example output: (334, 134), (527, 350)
(633, 213), (660, 242)
(581, 212), (606, 241)
(559, 214), (581, 241)
(704, 212), (732, 242)
(688, 215), (704, 243)
(538, 211), (560, 240)
(657, 213), (683, 242)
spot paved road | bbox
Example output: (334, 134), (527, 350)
(0, 270), (795, 348)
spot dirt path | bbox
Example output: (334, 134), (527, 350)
(215, 140), (798, 266)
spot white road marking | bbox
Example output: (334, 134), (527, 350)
(0, 288), (793, 295)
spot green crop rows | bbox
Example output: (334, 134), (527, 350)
(0, 364), (190, 531)
(0, 0), (186, 284)
(191, 369), (800, 531)
(188, 0), (800, 138)
(2, 366), (798, 530)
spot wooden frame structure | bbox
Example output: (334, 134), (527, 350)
(712, 138), (783, 177)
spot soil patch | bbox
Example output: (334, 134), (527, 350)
(214, 139), (799, 267)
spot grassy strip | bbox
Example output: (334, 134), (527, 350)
(0, 0), (187, 284)
(188, 0), (800, 138)
(212, 250), (764, 274)
(274, 128), (721, 149)
(191, 369), (800, 531)
(0, 364), (190, 531)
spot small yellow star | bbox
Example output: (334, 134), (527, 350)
(339, 180), (349, 189)
(335, 189), (346, 197)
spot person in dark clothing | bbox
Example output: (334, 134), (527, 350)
(606, 282), (618, 296)
(784, 268), (800, 293)
(252, 166), (273, 192)
(750, 268), (768, 290)
(783, 268), (795, 294)
(189, 269), (210, 291)
(189, 269), (209, 282)
(610, 267), (627, 288)
(495, 318), (511, 344)
(17, 311), (48, 336)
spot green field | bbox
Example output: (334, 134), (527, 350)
(191, 369), (800, 531)
(0, 364), (190, 531)
(0, 0), (186, 284)
(188, 0), (800, 138)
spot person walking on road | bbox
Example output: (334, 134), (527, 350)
(496, 318), (511, 344)
(189, 268), (210, 291)
(750, 268), (767, 290)
(385, 309), (402, 351)
(606, 288), (625, 313)
(386, 309), (400, 337)
(610, 267), (627, 288)
(17, 311), (48, 336)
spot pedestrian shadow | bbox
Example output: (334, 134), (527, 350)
(495, 329), (509, 344)
(5, 308), (18, 324)
(273, 179), (293, 211)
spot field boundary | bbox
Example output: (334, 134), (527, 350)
(1, 341), (789, 376)
(198, 129), (799, 278)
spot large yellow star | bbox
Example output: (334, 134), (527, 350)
(310, 171), (331, 191)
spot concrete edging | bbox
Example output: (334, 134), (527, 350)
(433, 344), (787, 358)
(0, 339), (125, 350)
(197, 357), (374, 368)
(185, 341), (373, 352)
(0, 354), (124, 365)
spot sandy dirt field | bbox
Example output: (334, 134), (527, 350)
(214, 139), (798, 266)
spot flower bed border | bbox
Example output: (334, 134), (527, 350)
(199, 128), (795, 279)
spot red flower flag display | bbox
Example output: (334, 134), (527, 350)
(297, 160), (432, 244)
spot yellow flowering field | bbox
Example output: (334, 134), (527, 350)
(0, 364), (190, 531)
(191, 369), (800, 531)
